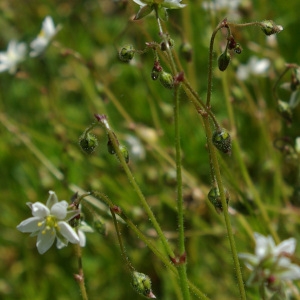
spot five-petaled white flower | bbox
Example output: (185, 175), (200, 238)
(132, 0), (186, 21)
(17, 191), (80, 254)
(239, 232), (300, 294)
(0, 40), (27, 74)
(30, 16), (61, 57)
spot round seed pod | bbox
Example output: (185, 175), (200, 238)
(208, 187), (229, 213)
(131, 271), (155, 298)
(212, 128), (232, 154)
(159, 71), (174, 89)
(119, 45), (135, 62)
(79, 132), (98, 154)
(218, 51), (231, 71)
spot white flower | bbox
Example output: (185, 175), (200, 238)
(0, 40), (27, 74)
(133, 0), (185, 9)
(236, 56), (270, 81)
(239, 233), (300, 291)
(132, 0), (186, 20)
(30, 16), (61, 57)
(78, 221), (94, 247)
(17, 191), (80, 254)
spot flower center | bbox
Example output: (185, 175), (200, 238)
(40, 215), (58, 234)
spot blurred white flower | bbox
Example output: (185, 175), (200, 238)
(125, 135), (146, 161)
(17, 191), (80, 254)
(30, 16), (61, 57)
(236, 56), (270, 80)
(0, 40), (27, 74)
(202, 0), (241, 11)
(239, 232), (300, 295)
(78, 221), (94, 247)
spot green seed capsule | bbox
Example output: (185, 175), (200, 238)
(260, 20), (283, 36)
(131, 271), (155, 298)
(79, 132), (98, 154)
(212, 128), (231, 154)
(218, 51), (231, 71)
(119, 45), (135, 62)
(159, 71), (174, 89)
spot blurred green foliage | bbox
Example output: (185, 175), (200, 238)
(1, 0), (300, 299)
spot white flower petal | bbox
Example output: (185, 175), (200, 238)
(78, 230), (86, 247)
(56, 237), (68, 249)
(132, 0), (148, 6)
(51, 201), (68, 219)
(58, 221), (79, 244)
(36, 229), (56, 254)
(31, 202), (50, 218)
(278, 264), (300, 280)
(17, 217), (43, 233)
(254, 233), (275, 258)
(43, 16), (56, 38)
(46, 190), (59, 208)
(238, 253), (258, 270)
(274, 238), (296, 256)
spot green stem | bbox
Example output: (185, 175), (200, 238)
(74, 243), (89, 300)
(99, 116), (175, 258)
(206, 20), (227, 108)
(91, 191), (209, 299)
(110, 207), (135, 272)
(203, 116), (247, 300)
(174, 84), (190, 300)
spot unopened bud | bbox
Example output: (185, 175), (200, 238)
(212, 128), (232, 154)
(159, 71), (174, 89)
(180, 42), (193, 62)
(94, 219), (106, 235)
(131, 271), (156, 298)
(119, 45), (135, 62)
(277, 100), (292, 123)
(218, 51), (231, 71)
(79, 132), (98, 154)
(260, 20), (283, 36)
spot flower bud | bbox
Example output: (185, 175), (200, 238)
(208, 187), (229, 213)
(180, 42), (193, 62)
(218, 51), (231, 71)
(212, 128), (231, 154)
(131, 271), (156, 298)
(260, 20), (283, 36)
(119, 145), (129, 163)
(234, 43), (242, 54)
(277, 100), (292, 123)
(160, 39), (174, 51)
(94, 219), (106, 235)
(151, 62), (162, 80)
(79, 132), (99, 154)
(159, 71), (174, 89)
(119, 45), (135, 62)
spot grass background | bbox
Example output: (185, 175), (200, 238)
(1, 0), (300, 299)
